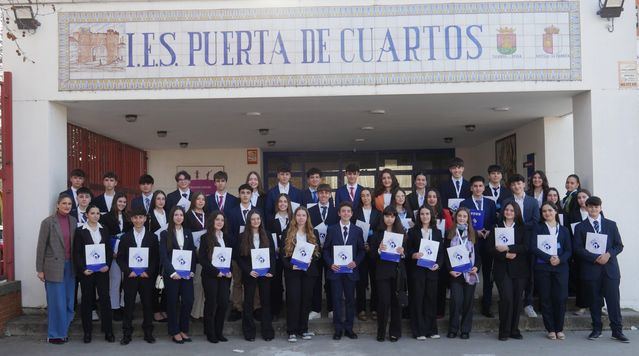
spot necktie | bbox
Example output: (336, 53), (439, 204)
(144, 197), (150, 212)
(349, 186), (355, 201)
(242, 209), (249, 221)
(218, 195), (224, 211)
(81, 212), (87, 223)
(476, 199), (482, 211)
(493, 187), (499, 197)
(343, 225), (348, 243)
(312, 190), (318, 203)
(455, 180), (461, 196)
(321, 206), (327, 221)
(593, 220), (600, 233)
(182, 193), (187, 198)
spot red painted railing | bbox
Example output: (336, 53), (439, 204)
(1, 72), (15, 281)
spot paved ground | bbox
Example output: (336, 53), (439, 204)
(0, 330), (635, 356)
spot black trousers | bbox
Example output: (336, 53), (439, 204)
(330, 275), (356, 333)
(202, 276), (231, 339)
(285, 270), (317, 335)
(164, 277), (194, 336)
(122, 276), (154, 337)
(80, 271), (112, 336)
(270, 259), (284, 316)
(376, 278), (402, 338)
(449, 281), (476, 334)
(312, 260), (333, 313)
(584, 277), (622, 334)
(436, 267), (449, 316)
(569, 258), (590, 308)
(242, 276), (274, 339)
(478, 238), (494, 311)
(409, 274), (438, 337)
(495, 275), (526, 337)
(535, 269), (568, 332)
(356, 255), (378, 313)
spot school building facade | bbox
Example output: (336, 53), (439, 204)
(1, 0), (638, 309)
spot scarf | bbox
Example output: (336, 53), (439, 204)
(450, 231), (479, 285)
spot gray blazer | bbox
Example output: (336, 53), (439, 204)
(36, 214), (77, 282)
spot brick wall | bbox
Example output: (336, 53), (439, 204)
(0, 281), (23, 335)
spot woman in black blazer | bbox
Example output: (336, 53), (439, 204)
(280, 206), (321, 342)
(406, 171), (428, 212)
(147, 190), (168, 322)
(566, 189), (592, 314)
(390, 188), (414, 231)
(445, 207), (481, 340)
(406, 205), (444, 340)
(533, 202), (572, 340)
(266, 193), (292, 319)
(369, 206), (406, 342)
(488, 201), (528, 341)
(73, 204), (114, 343)
(159, 206), (197, 344)
(235, 209), (276, 341)
(199, 211), (234, 343)
(246, 171), (267, 213)
(526, 170), (550, 209)
(185, 192), (207, 320)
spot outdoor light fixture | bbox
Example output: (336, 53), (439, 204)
(597, 0), (625, 32)
(179, 142), (189, 148)
(157, 130), (167, 138)
(369, 109), (386, 115)
(267, 140), (276, 147)
(13, 6), (40, 30)
(125, 114), (138, 123)
(245, 112), (262, 117)
(258, 128), (269, 135)
(444, 137), (453, 143)
(465, 124), (476, 132)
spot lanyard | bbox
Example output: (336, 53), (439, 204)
(192, 210), (205, 229)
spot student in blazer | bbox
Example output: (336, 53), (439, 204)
(234, 209), (276, 342)
(526, 170), (550, 209)
(532, 202), (571, 340)
(206, 171), (239, 214)
(130, 174), (155, 214)
(73, 204), (115, 343)
(483, 165), (513, 213)
(246, 171), (267, 214)
(438, 157), (471, 210)
(94, 172), (118, 214)
(227, 184), (260, 240)
(322, 202), (366, 340)
(266, 194), (293, 320)
(406, 171), (428, 213)
(335, 163), (364, 210)
(566, 189), (592, 313)
(166, 170), (192, 212)
(301, 167), (325, 207)
(36, 194), (77, 344)
(573, 196), (627, 342)
(369, 206), (406, 342)
(199, 211), (234, 344)
(280, 207), (322, 342)
(265, 165), (302, 218)
(488, 201), (529, 341)
(406, 205), (444, 340)
(116, 208), (159, 345)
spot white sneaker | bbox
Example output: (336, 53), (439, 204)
(288, 334), (297, 343)
(573, 308), (586, 316)
(308, 311), (321, 320)
(302, 332), (314, 340)
(417, 336), (427, 340)
(601, 306), (608, 316)
(92, 310), (99, 321)
(524, 305), (538, 318)
(429, 334), (441, 339)
(327, 311), (333, 319)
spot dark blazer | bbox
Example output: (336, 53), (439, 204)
(234, 233), (276, 278)
(334, 184), (363, 210)
(184, 210), (207, 232)
(266, 215), (290, 254)
(166, 189), (191, 212)
(406, 226), (444, 280)
(308, 203), (338, 228)
(279, 228), (321, 277)
(532, 223), (571, 272)
(502, 195), (540, 230)
(460, 196), (497, 231)
(60, 188), (79, 217)
(438, 178), (471, 209)
(369, 230), (406, 280)
(100, 212), (133, 236)
(322, 223), (365, 281)
(73, 225), (114, 275)
(227, 204), (259, 239)
(407, 191), (426, 213)
(131, 194), (154, 214)
(206, 192), (239, 214)
(147, 209), (168, 235)
(351, 206), (381, 240)
(36, 214), (78, 282)
(159, 229), (197, 277)
(300, 188), (333, 207)
(199, 232), (236, 278)
(488, 222), (529, 280)
(117, 228), (159, 277)
(573, 218), (623, 280)
(483, 184), (513, 211)
(94, 193), (115, 214)
(252, 193), (267, 214)
(444, 234), (482, 284)
(265, 185), (302, 218)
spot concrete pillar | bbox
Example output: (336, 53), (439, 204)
(543, 115), (575, 195)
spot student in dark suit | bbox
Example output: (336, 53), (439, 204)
(280, 207), (321, 342)
(460, 176), (497, 318)
(199, 211), (234, 343)
(166, 170), (192, 212)
(369, 206), (406, 342)
(308, 184), (338, 228)
(227, 184), (258, 239)
(335, 164), (363, 210)
(488, 202), (528, 341)
(74, 187), (93, 227)
(352, 187), (381, 321)
(561, 174), (581, 216)
(567, 189), (592, 315)
(117, 207), (159, 345)
(159, 206), (197, 344)
(426, 187), (454, 318)
(94, 172), (118, 214)
(503, 174), (540, 318)
(526, 170), (550, 209)
(265, 165), (302, 218)
(130, 174), (155, 214)
(301, 167), (323, 207)
(532, 202), (571, 340)
(407, 171), (428, 213)
(60, 168), (86, 218)
(206, 171), (238, 214)
(407, 205), (444, 340)
(266, 193), (293, 320)
(323, 202), (365, 340)
(438, 157), (471, 212)
(185, 192), (207, 234)
(546, 188), (563, 212)
(445, 207), (481, 340)
(147, 190), (169, 322)
(390, 188), (414, 232)
(100, 192), (132, 321)
(373, 168), (399, 211)
(235, 209), (276, 342)
(73, 204), (114, 343)
(246, 171), (267, 214)
(573, 196), (628, 343)
(484, 165), (513, 213)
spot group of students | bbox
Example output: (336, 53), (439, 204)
(35, 158), (629, 345)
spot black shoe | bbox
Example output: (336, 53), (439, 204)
(144, 335), (156, 344)
(612, 333), (630, 343)
(588, 330), (602, 340)
(333, 331), (342, 340)
(482, 309), (495, 318)
(112, 309), (123, 322)
(83, 334), (92, 343)
(207, 336), (219, 343)
(389, 336), (399, 342)
(345, 330), (358, 339)
(172, 336), (184, 344)
(460, 333), (470, 339)
(245, 336), (255, 342)
(447, 332), (457, 339)
(218, 335), (228, 342)
(120, 336), (131, 345)
(182, 336), (192, 343)
(228, 309), (242, 322)
(499, 335), (508, 341)
(377, 335), (385, 342)
(48, 338), (65, 345)
(264, 337), (273, 341)
(105, 333), (115, 343)
(510, 333), (523, 340)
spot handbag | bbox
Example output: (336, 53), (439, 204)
(155, 274), (164, 289)
(395, 264), (409, 307)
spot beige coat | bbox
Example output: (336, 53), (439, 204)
(36, 214), (77, 282)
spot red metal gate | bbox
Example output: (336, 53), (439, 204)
(1, 72), (15, 281)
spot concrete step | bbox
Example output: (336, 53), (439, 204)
(6, 307), (639, 338)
